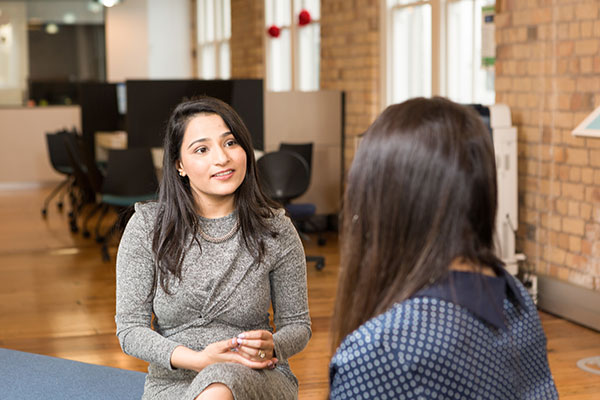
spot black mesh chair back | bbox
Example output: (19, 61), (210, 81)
(257, 150), (309, 205)
(41, 131), (78, 216)
(96, 148), (158, 261)
(102, 148), (159, 199)
(46, 131), (74, 175)
(279, 143), (313, 178)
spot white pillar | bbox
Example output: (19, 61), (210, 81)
(105, 0), (191, 82)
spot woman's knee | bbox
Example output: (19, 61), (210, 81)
(195, 383), (234, 400)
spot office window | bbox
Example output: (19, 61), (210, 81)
(265, 0), (320, 91)
(384, 0), (495, 106)
(197, 0), (231, 79)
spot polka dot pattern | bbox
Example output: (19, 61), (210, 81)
(330, 278), (558, 399)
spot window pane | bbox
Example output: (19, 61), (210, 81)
(391, 4), (431, 103)
(200, 43), (216, 79)
(446, 0), (474, 104)
(474, 0), (495, 104)
(297, 23), (319, 91)
(219, 42), (231, 79)
(197, 0), (204, 42)
(204, 0), (215, 42)
(223, 0), (231, 39)
(276, 0), (292, 26)
(267, 29), (292, 91)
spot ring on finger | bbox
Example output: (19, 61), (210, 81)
(258, 349), (266, 359)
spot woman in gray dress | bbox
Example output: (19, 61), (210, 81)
(115, 97), (311, 400)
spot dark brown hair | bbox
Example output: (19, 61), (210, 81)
(332, 97), (502, 349)
(152, 96), (279, 294)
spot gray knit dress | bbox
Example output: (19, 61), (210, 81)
(115, 202), (311, 400)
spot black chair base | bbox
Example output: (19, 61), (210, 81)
(307, 255), (325, 270)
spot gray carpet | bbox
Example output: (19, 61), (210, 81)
(0, 347), (146, 399)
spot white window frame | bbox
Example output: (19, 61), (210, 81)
(381, 0), (495, 107)
(196, 0), (231, 79)
(265, 0), (320, 92)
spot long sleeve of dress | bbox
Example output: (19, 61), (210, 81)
(269, 216), (312, 361)
(115, 204), (181, 371)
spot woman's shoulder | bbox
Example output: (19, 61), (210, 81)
(127, 201), (160, 231)
(263, 207), (292, 231)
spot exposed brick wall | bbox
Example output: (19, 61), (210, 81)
(320, 0), (381, 172)
(231, 0), (265, 79)
(496, 0), (600, 290)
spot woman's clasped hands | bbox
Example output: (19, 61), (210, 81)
(201, 330), (278, 370)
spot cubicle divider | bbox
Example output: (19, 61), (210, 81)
(125, 79), (264, 150)
(264, 91), (344, 217)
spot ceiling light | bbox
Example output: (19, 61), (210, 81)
(45, 23), (59, 35)
(99, 0), (122, 7)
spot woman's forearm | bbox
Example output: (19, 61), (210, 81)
(170, 345), (207, 372)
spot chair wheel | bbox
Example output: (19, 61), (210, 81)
(57, 202), (63, 210)
(68, 211), (74, 218)
(317, 237), (326, 246)
(101, 245), (110, 262)
(41, 209), (47, 217)
(316, 260), (325, 270)
(82, 230), (90, 239)
(96, 236), (104, 244)
(70, 222), (79, 233)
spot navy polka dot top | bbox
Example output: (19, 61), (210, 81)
(329, 270), (558, 399)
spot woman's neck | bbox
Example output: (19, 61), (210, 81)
(195, 196), (236, 219)
(449, 258), (497, 277)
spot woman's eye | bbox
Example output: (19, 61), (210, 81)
(225, 139), (237, 147)
(195, 147), (208, 154)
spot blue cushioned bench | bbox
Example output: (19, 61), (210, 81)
(0, 348), (146, 399)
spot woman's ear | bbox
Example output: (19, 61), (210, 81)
(176, 160), (186, 177)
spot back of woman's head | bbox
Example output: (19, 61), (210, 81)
(333, 96), (501, 348)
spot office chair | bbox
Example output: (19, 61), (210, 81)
(257, 150), (325, 270)
(64, 134), (97, 234)
(95, 148), (159, 261)
(279, 142), (326, 246)
(41, 130), (76, 217)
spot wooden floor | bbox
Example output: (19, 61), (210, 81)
(0, 187), (599, 399)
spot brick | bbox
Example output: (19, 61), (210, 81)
(565, 148), (589, 165)
(563, 217), (585, 235)
(567, 200), (580, 217)
(567, 270), (595, 289)
(562, 182), (585, 200)
(581, 56), (593, 73)
(581, 168), (594, 183)
(590, 150), (600, 167)
(568, 235), (582, 252)
(581, 203), (592, 219)
(550, 247), (566, 265)
(569, 166), (581, 182)
(575, 39), (599, 56)
(575, 3), (599, 21)
(585, 186), (600, 203)
(581, 21), (594, 38)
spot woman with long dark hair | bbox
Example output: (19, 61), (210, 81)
(116, 96), (311, 400)
(329, 97), (557, 399)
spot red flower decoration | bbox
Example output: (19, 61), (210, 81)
(267, 25), (280, 38)
(298, 9), (311, 26)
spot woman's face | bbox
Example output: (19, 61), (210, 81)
(177, 113), (247, 211)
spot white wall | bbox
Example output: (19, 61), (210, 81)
(147, 0), (191, 79)
(106, 0), (192, 82)
(0, 2), (28, 106)
(0, 106), (81, 187)
(105, 0), (149, 82)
